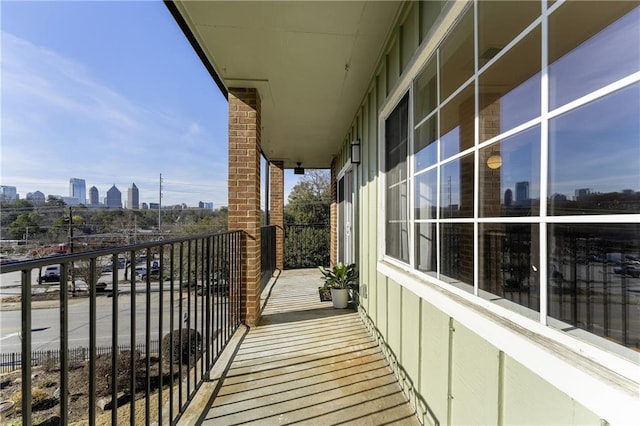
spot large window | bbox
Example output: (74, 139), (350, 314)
(382, 1), (640, 351)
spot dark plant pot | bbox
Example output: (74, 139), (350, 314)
(318, 287), (332, 302)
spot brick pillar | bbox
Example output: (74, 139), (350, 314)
(269, 160), (284, 270)
(228, 88), (261, 326)
(330, 158), (338, 266)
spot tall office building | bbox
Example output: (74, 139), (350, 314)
(127, 183), (139, 209)
(69, 178), (87, 205)
(106, 185), (122, 208)
(515, 181), (529, 204)
(0, 186), (18, 201)
(89, 186), (99, 206)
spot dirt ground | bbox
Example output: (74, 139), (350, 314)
(0, 354), (187, 425)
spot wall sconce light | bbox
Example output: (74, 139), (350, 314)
(294, 162), (305, 175)
(486, 154), (502, 170)
(351, 139), (361, 165)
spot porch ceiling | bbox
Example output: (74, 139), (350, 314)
(169, 1), (402, 169)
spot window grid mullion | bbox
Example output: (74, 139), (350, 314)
(473, 0), (480, 296)
(539, 1), (550, 325)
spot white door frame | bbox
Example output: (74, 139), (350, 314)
(337, 163), (355, 264)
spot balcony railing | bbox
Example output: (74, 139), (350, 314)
(260, 225), (276, 291)
(0, 230), (243, 425)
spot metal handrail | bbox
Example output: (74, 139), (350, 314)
(0, 230), (244, 425)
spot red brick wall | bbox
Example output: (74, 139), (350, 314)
(228, 88), (261, 326)
(269, 160), (284, 270)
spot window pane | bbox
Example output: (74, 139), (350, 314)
(549, 3), (639, 109)
(385, 95), (409, 184)
(387, 183), (407, 221)
(440, 83), (474, 160)
(548, 223), (640, 349)
(416, 222), (437, 274)
(414, 115), (437, 171)
(440, 223), (474, 290)
(480, 126), (540, 217)
(479, 223), (540, 312)
(440, 7), (474, 101)
(415, 169), (437, 220)
(415, 57), (437, 123)
(548, 83), (640, 215)
(441, 153), (474, 218)
(478, 0), (540, 69)
(478, 27), (541, 141)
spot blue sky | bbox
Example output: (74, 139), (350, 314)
(1, 0), (299, 208)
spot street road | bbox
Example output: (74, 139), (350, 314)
(0, 278), (230, 354)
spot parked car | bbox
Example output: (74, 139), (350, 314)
(613, 264), (640, 278)
(135, 261), (160, 280)
(101, 257), (126, 273)
(39, 265), (61, 283)
(0, 256), (19, 265)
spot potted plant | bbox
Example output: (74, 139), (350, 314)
(318, 262), (358, 308)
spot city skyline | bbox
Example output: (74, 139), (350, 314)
(2, 179), (216, 209)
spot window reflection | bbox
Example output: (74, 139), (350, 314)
(440, 84), (474, 160)
(416, 222), (437, 274)
(480, 223), (540, 311)
(415, 115), (437, 171)
(480, 126), (540, 217)
(549, 83), (640, 215)
(478, 0), (540, 69)
(440, 153), (474, 218)
(440, 7), (474, 101)
(549, 3), (639, 109)
(415, 169), (437, 220)
(548, 223), (640, 349)
(414, 57), (437, 123)
(479, 27), (541, 140)
(440, 223), (474, 289)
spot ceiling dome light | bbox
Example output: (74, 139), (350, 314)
(487, 154), (502, 169)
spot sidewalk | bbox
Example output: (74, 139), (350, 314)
(198, 269), (419, 425)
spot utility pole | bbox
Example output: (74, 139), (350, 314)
(159, 173), (163, 233)
(69, 206), (75, 292)
(68, 206), (74, 254)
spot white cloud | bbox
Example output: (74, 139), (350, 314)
(1, 31), (228, 207)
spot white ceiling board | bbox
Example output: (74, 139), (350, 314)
(175, 1), (402, 169)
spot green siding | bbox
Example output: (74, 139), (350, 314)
(503, 355), (601, 425)
(450, 321), (500, 425)
(376, 272), (388, 336)
(401, 288), (421, 382)
(419, 300), (450, 426)
(401, 3), (419, 73)
(387, 277), (402, 356)
(386, 37), (400, 93)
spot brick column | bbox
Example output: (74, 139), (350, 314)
(228, 88), (261, 326)
(330, 158), (338, 266)
(269, 160), (284, 270)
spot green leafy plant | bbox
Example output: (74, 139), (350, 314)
(318, 262), (358, 290)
